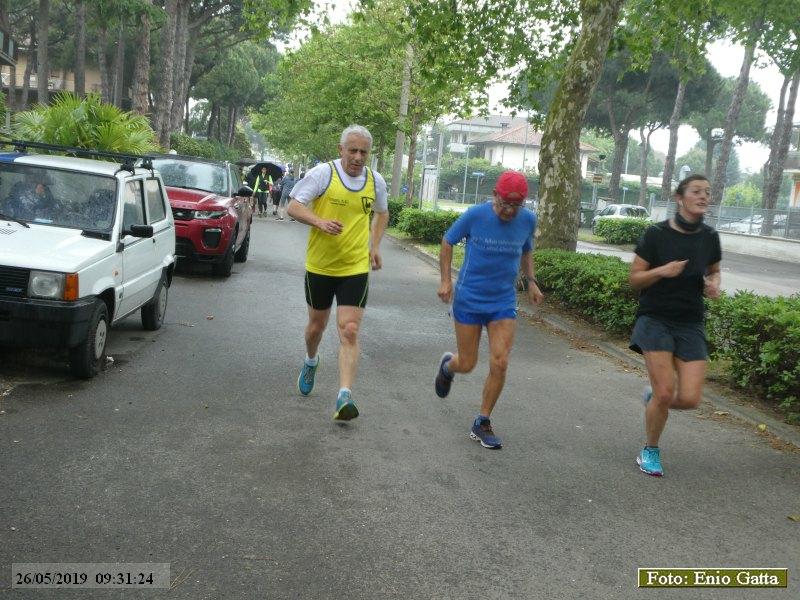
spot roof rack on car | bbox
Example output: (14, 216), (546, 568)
(4, 140), (154, 173)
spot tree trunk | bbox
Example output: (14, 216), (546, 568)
(112, 21), (125, 107)
(73, 0), (86, 96)
(206, 102), (216, 139)
(404, 110), (419, 206)
(97, 25), (111, 103)
(154, 0), (178, 148)
(660, 79), (686, 200)
(227, 105), (237, 145)
(21, 20), (35, 109)
(607, 132), (629, 201)
(704, 134), (715, 179)
(711, 28), (759, 205)
(638, 126), (656, 207)
(762, 74), (789, 184)
(175, 39), (195, 133)
(36, 0), (50, 105)
(761, 68), (800, 235)
(170, 0), (189, 133)
(390, 44), (412, 199)
(131, 0), (152, 115)
(537, 0), (626, 251)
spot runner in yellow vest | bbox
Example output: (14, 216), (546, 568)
(287, 125), (389, 421)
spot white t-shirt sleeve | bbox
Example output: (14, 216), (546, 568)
(372, 171), (389, 213)
(289, 163), (332, 205)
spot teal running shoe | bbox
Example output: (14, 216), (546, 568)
(333, 390), (359, 421)
(297, 358), (318, 396)
(636, 446), (663, 476)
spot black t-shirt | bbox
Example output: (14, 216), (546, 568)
(634, 220), (722, 323)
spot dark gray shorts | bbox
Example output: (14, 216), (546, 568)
(629, 315), (708, 362)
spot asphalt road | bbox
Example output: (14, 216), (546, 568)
(1, 218), (798, 599)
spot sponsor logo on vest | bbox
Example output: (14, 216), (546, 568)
(361, 196), (374, 214)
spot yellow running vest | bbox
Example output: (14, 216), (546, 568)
(306, 162), (376, 276)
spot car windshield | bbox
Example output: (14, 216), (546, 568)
(0, 163), (117, 232)
(152, 158), (228, 195)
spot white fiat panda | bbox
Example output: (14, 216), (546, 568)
(0, 148), (175, 378)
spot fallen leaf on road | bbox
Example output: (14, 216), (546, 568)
(757, 423), (768, 432)
(713, 411), (729, 416)
(788, 515), (800, 522)
(206, 315), (214, 320)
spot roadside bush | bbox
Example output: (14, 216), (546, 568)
(534, 248), (638, 334)
(594, 217), (649, 244)
(396, 208), (460, 243)
(387, 197), (406, 227)
(706, 292), (800, 412)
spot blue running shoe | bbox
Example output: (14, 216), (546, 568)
(297, 358), (318, 396)
(469, 417), (502, 449)
(434, 352), (454, 398)
(333, 390), (359, 421)
(636, 446), (663, 476)
(643, 385), (653, 406)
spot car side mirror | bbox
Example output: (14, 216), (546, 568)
(126, 224), (154, 238)
(236, 185), (253, 197)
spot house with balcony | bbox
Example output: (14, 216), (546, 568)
(445, 116), (598, 178)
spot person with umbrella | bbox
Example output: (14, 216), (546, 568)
(251, 165), (272, 217)
(287, 125), (389, 422)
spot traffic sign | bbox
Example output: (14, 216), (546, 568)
(592, 174), (603, 183)
(471, 171), (485, 177)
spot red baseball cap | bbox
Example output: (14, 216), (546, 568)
(494, 170), (528, 203)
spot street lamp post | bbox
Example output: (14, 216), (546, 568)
(461, 145), (471, 204)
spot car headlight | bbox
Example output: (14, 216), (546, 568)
(28, 271), (79, 301)
(29, 271), (65, 299)
(194, 210), (227, 219)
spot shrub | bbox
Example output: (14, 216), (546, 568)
(387, 197), (406, 227)
(534, 248), (639, 334)
(170, 133), (244, 162)
(594, 217), (649, 244)
(396, 208), (460, 243)
(706, 292), (800, 412)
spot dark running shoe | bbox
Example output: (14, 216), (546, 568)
(434, 352), (454, 398)
(470, 417), (502, 449)
(333, 390), (359, 421)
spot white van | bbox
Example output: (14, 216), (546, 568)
(0, 151), (175, 378)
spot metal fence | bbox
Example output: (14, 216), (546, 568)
(648, 201), (800, 241)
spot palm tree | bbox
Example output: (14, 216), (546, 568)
(12, 92), (159, 154)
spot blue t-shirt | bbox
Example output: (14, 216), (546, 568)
(444, 202), (537, 313)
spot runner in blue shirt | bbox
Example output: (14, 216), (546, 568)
(435, 170), (544, 449)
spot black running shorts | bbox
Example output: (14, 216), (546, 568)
(304, 271), (369, 310)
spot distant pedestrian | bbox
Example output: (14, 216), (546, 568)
(287, 125), (389, 421)
(629, 174), (721, 477)
(278, 171), (296, 221)
(434, 170), (543, 449)
(252, 166), (272, 217)
(270, 174), (282, 217)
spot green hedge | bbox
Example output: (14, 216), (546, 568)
(387, 197), (406, 227)
(396, 208), (460, 243)
(532, 249), (799, 414)
(534, 249), (639, 334)
(170, 133), (244, 162)
(594, 217), (649, 244)
(706, 292), (800, 414)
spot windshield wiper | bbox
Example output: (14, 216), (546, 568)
(0, 212), (30, 228)
(167, 184), (219, 194)
(81, 229), (112, 241)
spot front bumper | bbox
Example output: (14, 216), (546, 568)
(174, 220), (233, 263)
(0, 296), (97, 348)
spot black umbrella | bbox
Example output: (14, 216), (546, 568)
(246, 161), (284, 186)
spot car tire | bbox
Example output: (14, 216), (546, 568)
(69, 300), (109, 379)
(141, 273), (168, 331)
(212, 237), (235, 277)
(234, 230), (250, 263)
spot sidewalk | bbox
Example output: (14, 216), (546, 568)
(390, 233), (800, 449)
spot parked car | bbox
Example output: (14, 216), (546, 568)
(722, 214), (787, 235)
(150, 155), (253, 277)
(0, 150), (175, 378)
(591, 203), (650, 233)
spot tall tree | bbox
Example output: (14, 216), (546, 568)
(130, 0), (152, 115)
(153, 0), (178, 147)
(36, 0), (50, 105)
(74, 0), (86, 96)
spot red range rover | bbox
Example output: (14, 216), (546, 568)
(150, 155), (253, 277)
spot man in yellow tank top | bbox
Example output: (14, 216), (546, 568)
(287, 125), (389, 421)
